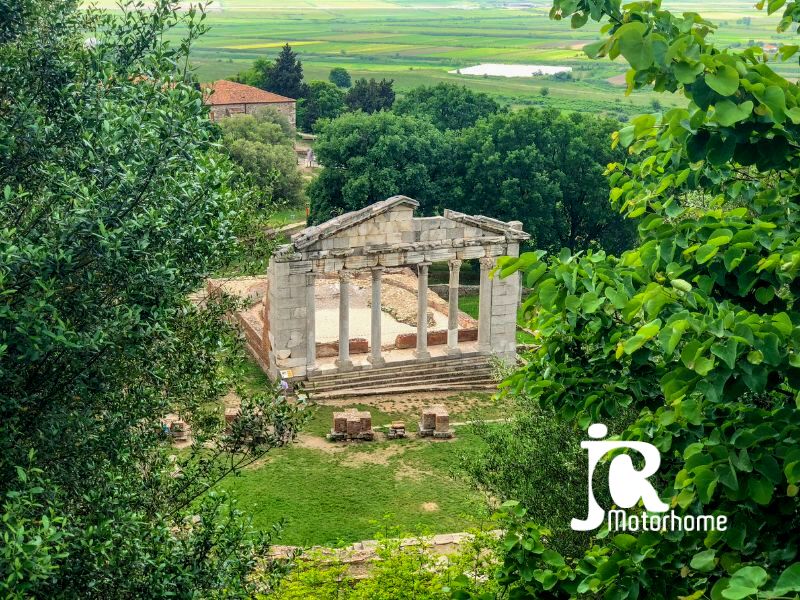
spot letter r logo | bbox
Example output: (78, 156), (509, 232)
(571, 423), (670, 531)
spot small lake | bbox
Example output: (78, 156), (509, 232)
(450, 63), (573, 78)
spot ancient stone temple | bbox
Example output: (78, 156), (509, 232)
(217, 196), (529, 396)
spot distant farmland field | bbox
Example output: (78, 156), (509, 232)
(93, 0), (800, 115)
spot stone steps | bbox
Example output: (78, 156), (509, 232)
(304, 356), (496, 399)
(312, 383), (497, 400)
(306, 369), (493, 394)
(307, 369), (494, 393)
(307, 354), (491, 383)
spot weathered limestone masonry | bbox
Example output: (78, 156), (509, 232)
(266, 195), (530, 380)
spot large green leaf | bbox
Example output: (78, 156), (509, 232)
(747, 476), (774, 505)
(714, 100), (754, 126)
(771, 563), (800, 596)
(696, 244), (719, 264)
(706, 65), (740, 96)
(722, 566), (769, 599)
(690, 549), (717, 572)
(711, 339), (738, 370)
(616, 22), (654, 70)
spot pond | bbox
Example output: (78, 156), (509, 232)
(450, 63), (573, 78)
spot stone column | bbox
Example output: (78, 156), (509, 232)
(414, 262), (431, 360)
(368, 267), (385, 366)
(336, 271), (353, 370)
(478, 256), (494, 352)
(447, 259), (462, 355)
(306, 272), (317, 374)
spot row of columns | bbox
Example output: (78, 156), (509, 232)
(307, 258), (494, 371)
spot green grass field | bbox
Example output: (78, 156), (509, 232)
(214, 357), (510, 547)
(219, 365), (510, 546)
(106, 0), (798, 116)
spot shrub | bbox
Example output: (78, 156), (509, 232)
(218, 112), (304, 206)
(270, 531), (499, 600)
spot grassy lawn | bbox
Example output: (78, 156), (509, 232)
(222, 429), (492, 547)
(221, 356), (510, 547)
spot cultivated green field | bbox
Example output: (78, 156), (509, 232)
(92, 0), (800, 115)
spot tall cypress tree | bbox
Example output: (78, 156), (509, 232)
(265, 43), (307, 99)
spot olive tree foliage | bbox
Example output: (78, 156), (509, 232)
(453, 0), (800, 598)
(0, 1), (304, 597)
(218, 111), (305, 206)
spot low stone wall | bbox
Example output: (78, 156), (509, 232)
(237, 309), (270, 371)
(429, 284), (480, 300)
(395, 328), (478, 350)
(316, 338), (369, 358)
(269, 530), (502, 580)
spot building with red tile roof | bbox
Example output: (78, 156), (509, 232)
(204, 80), (296, 126)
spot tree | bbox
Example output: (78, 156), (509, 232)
(457, 0), (800, 597)
(307, 111), (447, 223)
(233, 56), (272, 90)
(447, 109), (636, 254)
(393, 83), (499, 131)
(217, 111), (303, 206)
(227, 138), (305, 206)
(345, 77), (395, 113)
(265, 43), (307, 99)
(0, 1), (304, 596)
(328, 67), (352, 88)
(297, 80), (346, 132)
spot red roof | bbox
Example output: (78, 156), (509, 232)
(203, 80), (295, 105)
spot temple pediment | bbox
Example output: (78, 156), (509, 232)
(281, 195), (529, 260)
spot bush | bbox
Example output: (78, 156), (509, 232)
(460, 406), (631, 558)
(270, 530), (499, 600)
(226, 138), (304, 206)
(219, 107), (295, 139)
(218, 112), (304, 206)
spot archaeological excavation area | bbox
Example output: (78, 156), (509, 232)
(213, 195), (529, 398)
(202, 196), (530, 546)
